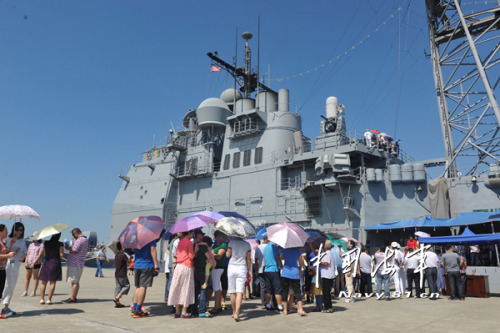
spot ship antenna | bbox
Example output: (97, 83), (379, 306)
(242, 31), (253, 98)
(257, 16), (260, 98)
(234, 27), (238, 111)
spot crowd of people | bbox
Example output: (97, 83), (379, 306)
(0, 223), (89, 318)
(363, 130), (399, 156)
(0, 223), (478, 321)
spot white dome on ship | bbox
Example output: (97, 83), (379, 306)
(196, 97), (232, 129)
(220, 89), (242, 104)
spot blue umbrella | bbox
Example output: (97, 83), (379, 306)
(218, 211), (250, 222)
(255, 227), (267, 240)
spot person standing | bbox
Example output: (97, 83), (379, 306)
(374, 246), (391, 301)
(320, 240), (337, 310)
(342, 240), (356, 304)
(253, 234), (268, 309)
(0, 225), (15, 319)
(459, 251), (467, 300)
(23, 239), (44, 296)
(2, 222), (27, 317)
(192, 229), (214, 318)
(63, 228), (89, 304)
(168, 230), (196, 318)
(406, 236), (418, 250)
(113, 242), (129, 308)
(391, 242), (405, 294)
(424, 247), (439, 299)
(333, 244), (345, 298)
(263, 240), (283, 311)
(358, 247), (373, 294)
(226, 237), (251, 321)
(405, 248), (421, 298)
(470, 245), (480, 266)
(281, 246), (307, 316)
(95, 246), (109, 278)
(131, 238), (159, 318)
(39, 233), (64, 305)
(441, 245), (464, 300)
(209, 231), (227, 315)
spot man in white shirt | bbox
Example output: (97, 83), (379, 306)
(358, 247), (373, 294)
(405, 248), (421, 297)
(424, 247), (439, 299)
(391, 242), (406, 294)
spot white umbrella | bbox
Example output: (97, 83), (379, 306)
(213, 217), (256, 238)
(415, 231), (430, 238)
(0, 205), (40, 220)
(34, 224), (72, 240)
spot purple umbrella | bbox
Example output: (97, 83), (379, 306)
(170, 214), (215, 234)
(384, 135), (393, 141)
(118, 216), (166, 250)
(195, 210), (224, 221)
(267, 222), (309, 248)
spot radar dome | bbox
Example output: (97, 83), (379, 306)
(220, 89), (242, 105)
(196, 97), (232, 129)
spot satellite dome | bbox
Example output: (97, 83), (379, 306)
(220, 89), (242, 104)
(196, 97), (232, 129)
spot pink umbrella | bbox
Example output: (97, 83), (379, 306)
(118, 216), (166, 250)
(267, 222), (309, 248)
(170, 214), (215, 234)
(342, 236), (359, 243)
(246, 239), (260, 251)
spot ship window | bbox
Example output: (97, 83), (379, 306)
(255, 147), (263, 164)
(223, 154), (230, 170)
(243, 150), (251, 166)
(233, 152), (241, 169)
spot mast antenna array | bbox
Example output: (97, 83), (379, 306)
(207, 32), (276, 98)
(426, 0), (500, 177)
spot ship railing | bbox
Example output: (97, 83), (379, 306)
(228, 117), (260, 138)
(281, 174), (302, 190)
(174, 161), (217, 178)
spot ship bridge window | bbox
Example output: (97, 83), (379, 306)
(223, 154), (230, 170)
(255, 147), (263, 164)
(233, 152), (241, 168)
(243, 150), (251, 166)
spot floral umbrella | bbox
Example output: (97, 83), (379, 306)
(0, 205), (40, 220)
(213, 217), (256, 239)
(118, 216), (166, 250)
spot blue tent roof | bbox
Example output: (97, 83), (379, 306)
(362, 212), (500, 230)
(419, 227), (500, 245)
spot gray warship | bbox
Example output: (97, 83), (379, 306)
(109, 1), (500, 262)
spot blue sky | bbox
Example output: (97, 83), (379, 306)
(0, 0), (458, 242)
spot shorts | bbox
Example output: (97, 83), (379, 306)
(134, 268), (155, 288)
(227, 265), (247, 294)
(27, 264), (41, 270)
(67, 266), (84, 284)
(211, 268), (224, 292)
(264, 271), (282, 295)
(281, 277), (301, 300)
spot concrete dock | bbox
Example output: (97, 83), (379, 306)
(2, 267), (499, 332)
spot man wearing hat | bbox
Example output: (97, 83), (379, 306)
(390, 242), (405, 294)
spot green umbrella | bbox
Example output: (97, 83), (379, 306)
(327, 236), (347, 251)
(34, 223), (72, 240)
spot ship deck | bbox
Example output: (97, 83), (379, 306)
(2, 267), (499, 332)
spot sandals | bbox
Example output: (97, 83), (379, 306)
(298, 311), (308, 316)
(209, 308), (222, 314)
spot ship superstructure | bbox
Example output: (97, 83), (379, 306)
(110, 2), (500, 263)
